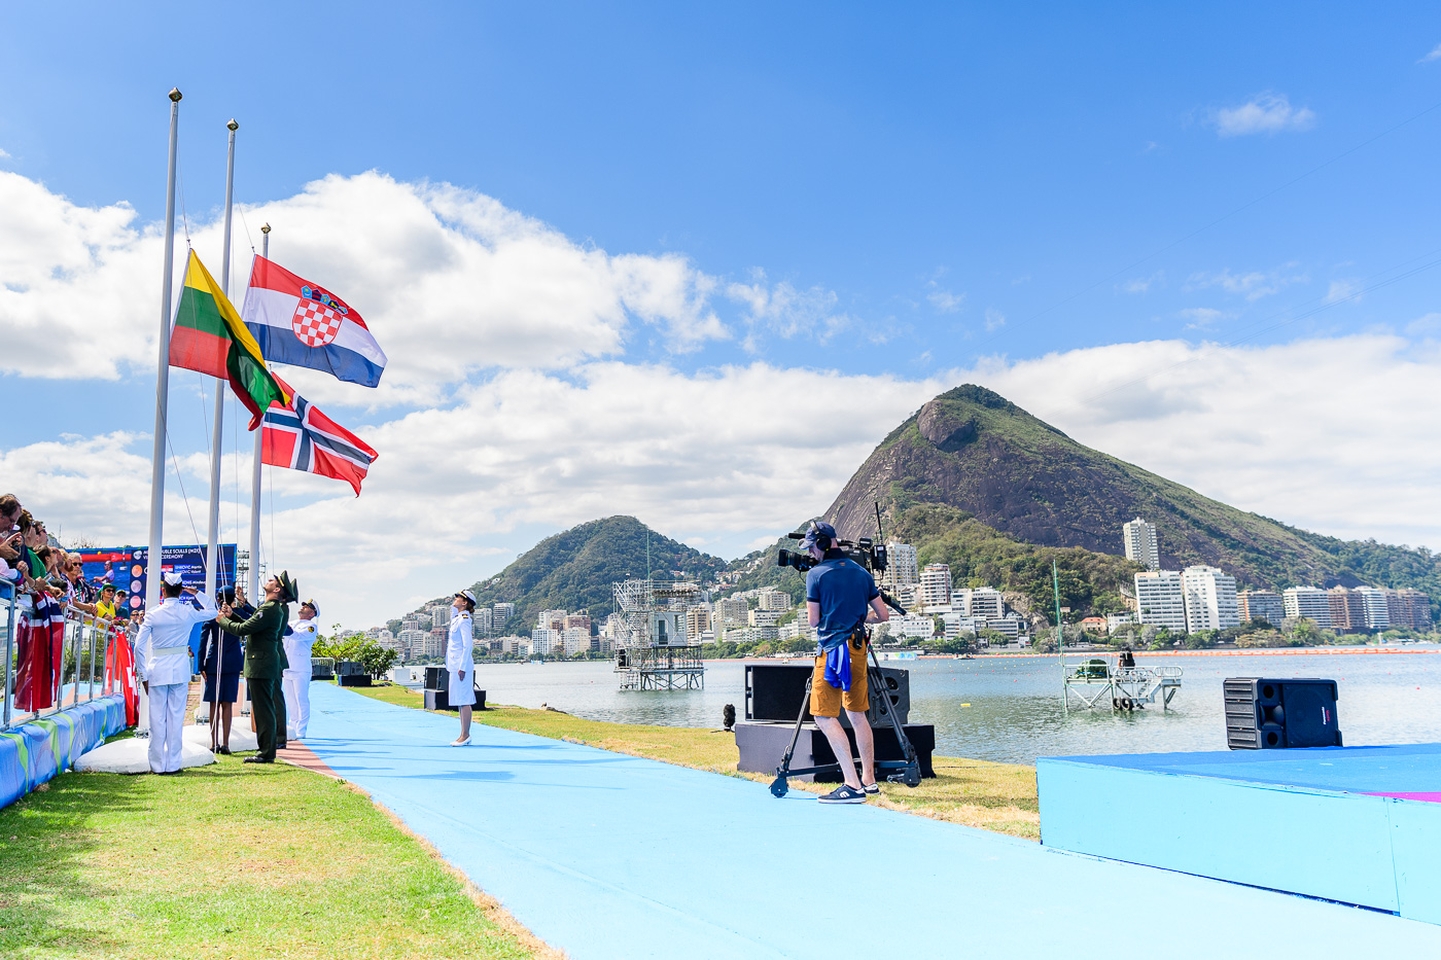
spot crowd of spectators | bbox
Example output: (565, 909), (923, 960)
(0, 492), (134, 626)
(2, 491), (135, 714)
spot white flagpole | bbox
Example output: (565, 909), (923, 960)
(206, 119), (238, 738)
(248, 224), (270, 601)
(145, 87), (182, 611)
(205, 119), (238, 602)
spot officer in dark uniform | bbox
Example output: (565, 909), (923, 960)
(217, 570), (297, 764)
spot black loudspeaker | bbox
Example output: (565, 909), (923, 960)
(1225, 678), (1342, 749)
(424, 666), (449, 691)
(744, 662), (909, 726)
(335, 659), (366, 677)
(337, 673), (372, 687)
(733, 720), (936, 780)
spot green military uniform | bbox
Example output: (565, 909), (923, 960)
(218, 597), (291, 761)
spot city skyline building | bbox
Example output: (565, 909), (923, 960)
(1237, 590), (1284, 627)
(920, 563), (953, 610)
(1135, 570), (1187, 632)
(1387, 588), (1434, 632)
(1353, 587), (1390, 631)
(884, 542), (919, 593)
(1283, 587), (1333, 628)
(1181, 565), (1240, 632)
(1123, 517), (1161, 571)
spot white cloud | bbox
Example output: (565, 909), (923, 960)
(0, 170), (735, 399)
(984, 308), (1006, 331)
(926, 283), (965, 313)
(959, 334), (1441, 555)
(1185, 262), (1307, 301)
(726, 270), (848, 349)
(1, 363), (947, 626)
(1324, 278), (1362, 304)
(1421, 43), (1441, 63)
(1120, 272), (1163, 294)
(6, 336), (1441, 626)
(0, 148), (11, 160)
(1214, 93), (1316, 137)
(1406, 312), (1441, 335)
(1179, 307), (1228, 329)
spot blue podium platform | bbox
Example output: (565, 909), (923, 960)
(1038, 744), (1441, 924)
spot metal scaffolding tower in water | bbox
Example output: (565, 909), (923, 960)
(612, 579), (705, 690)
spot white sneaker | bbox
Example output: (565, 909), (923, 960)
(450, 735), (471, 747)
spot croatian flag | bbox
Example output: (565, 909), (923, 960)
(262, 375), (379, 496)
(240, 256), (387, 387)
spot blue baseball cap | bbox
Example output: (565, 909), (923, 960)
(802, 521), (838, 551)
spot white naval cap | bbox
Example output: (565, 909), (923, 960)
(162, 571), (184, 587)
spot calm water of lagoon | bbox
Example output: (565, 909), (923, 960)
(469, 648), (1441, 765)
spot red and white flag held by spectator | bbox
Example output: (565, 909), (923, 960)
(262, 375), (378, 496)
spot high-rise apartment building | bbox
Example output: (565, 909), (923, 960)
(492, 603), (514, 631)
(714, 597), (749, 628)
(1386, 589), (1434, 632)
(1352, 587), (1390, 631)
(530, 627), (560, 656)
(561, 627), (591, 655)
(686, 606), (712, 638)
(1181, 566), (1240, 632)
(1326, 587), (1368, 633)
(756, 589), (792, 612)
(1283, 587), (1332, 628)
(1135, 571), (1187, 632)
(1123, 518), (1161, 571)
(535, 609), (568, 632)
(430, 605), (452, 629)
(884, 542), (919, 593)
(956, 587), (1004, 619)
(1237, 590), (1284, 627)
(919, 563), (953, 610)
(473, 607), (493, 636)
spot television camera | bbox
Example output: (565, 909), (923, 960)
(776, 532), (888, 576)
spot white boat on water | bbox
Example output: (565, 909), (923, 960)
(881, 650), (918, 661)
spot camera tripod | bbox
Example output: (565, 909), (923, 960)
(769, 635), (922, 797)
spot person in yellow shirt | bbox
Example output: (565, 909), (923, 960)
(95, 583), (119, 622)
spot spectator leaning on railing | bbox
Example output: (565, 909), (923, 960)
(2, 491), (133, 716)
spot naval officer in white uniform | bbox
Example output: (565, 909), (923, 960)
(447, 590), (477, 746)
(283, 599), (319, 741)
(133, 572), (217, 774)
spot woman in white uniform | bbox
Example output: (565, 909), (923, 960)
(446, 589), (477, 746)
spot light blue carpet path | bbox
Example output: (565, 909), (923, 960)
(302, 683), (1441, 959)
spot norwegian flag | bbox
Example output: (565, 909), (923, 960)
(262, 375), (378, 495)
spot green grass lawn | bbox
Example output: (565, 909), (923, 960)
(355, 682), (1040, 839)
(0, 753), (545, 960)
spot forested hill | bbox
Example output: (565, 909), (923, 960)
(822, 384), (1441, 606)
(403, 516), (728, 629)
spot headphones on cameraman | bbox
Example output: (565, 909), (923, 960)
(807, 522), (833, 551)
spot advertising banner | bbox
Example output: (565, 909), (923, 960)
(79, 544), (238, 612)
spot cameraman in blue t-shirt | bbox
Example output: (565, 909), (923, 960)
(803, 521), (890, 804)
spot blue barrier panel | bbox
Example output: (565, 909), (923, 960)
(1039, 745), (1441, 924)
(0, 695), (126, 809)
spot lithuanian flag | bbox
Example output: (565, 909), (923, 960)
(169, 250), (288, 429)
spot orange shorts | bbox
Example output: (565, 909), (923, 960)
(810, 635), (869, 718)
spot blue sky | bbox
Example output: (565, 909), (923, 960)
(3, 3), (1440, 625)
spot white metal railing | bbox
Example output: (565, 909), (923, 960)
(2, 584), (127, 731)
